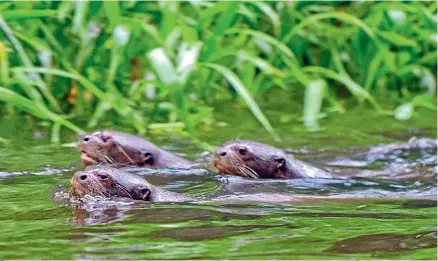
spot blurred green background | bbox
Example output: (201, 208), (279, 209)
(0, 1), (436, 145)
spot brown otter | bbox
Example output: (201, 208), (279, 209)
(71, 167), (193, 202)
(78, 130), (194, 168)
(213, 140), (331, 179)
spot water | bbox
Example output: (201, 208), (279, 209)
(0, 109), (436, 260)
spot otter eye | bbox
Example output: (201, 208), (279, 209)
(97, 174), (108, 180)
(83, 136), (90, 142)
(220, 152), (227, 157)
(238, 148), (247, 155)
(143, 152), (153, 164)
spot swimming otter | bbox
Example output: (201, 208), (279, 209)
(213, 140), (331, 179)
(71, 167), (193, 202)
(78, 130), (194, 168)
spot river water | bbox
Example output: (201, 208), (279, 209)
(0, 109), (436, 260)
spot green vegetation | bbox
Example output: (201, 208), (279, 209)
(0, 1), (436, 144)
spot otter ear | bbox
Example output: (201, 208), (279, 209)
(97, 161), (109, 167)
(274, 158), (286, 170)
(143, 152), (154, 164)
(98, 133), (114, 147)
(131, 186), (151, 201)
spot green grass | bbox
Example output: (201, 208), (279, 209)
(0, 1), (436, 144)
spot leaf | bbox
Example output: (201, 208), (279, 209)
(147, 48), (180, 85)
(0, 10), (57, 20)
(12, 67), (141, 129)
(213, 2), (238, 35)
(122, 17), (164, 46)
(203, 63), (280, 141)
(364, 50), (384, 91)
(0, 17), (61, 112)
(177, 42), (203, 84)
(147, 48), (195, 136)
(303, 66), (382, 112)
(0, 41), (9, 85)
(411, 94), (435, 109)
(72, 1), (88, 35)
(196, 1), (230, 30)
(237, 51), (285, 78)
(226, 28), (299, 65)
(103, 1), (121, 28)
(159, 5), (178, 39)
(378, 31), (418, 48)
(248, 2), (280, 35)
(304, 79), (326, 131)
(0, 86), (45, 117)
(51, 122), (61, 144)
(0, 86), (84, 134)
(282, 11), (378, 46)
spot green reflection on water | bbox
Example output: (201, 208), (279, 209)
(0, 107), (436, 260)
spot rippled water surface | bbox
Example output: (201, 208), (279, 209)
(0, 109), (436, 260)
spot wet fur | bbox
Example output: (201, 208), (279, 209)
(78, 130), (193, 168)
(214, 140), (331, 179)
(71, 166), (193, 202)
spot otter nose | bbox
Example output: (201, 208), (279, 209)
(216, 150), (227, 158)
(74, 171), (89, 182)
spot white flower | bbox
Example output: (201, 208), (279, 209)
(388, 10), (406, 25)
(114, 26), (130, 47)
(144, 72), (156, 100)
(84, 22), (101, 44)
(38, 50), (52, 68)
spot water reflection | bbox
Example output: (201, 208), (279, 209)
(147, 224), (297, 241)
(0, 135), (436, 259)
(328, 231), (437, 254)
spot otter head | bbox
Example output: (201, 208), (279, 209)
(78, 131), (115, 166)
(213, 140), (292, 179)
(71, 168), (152, 200)
(77, 130), (157, 167)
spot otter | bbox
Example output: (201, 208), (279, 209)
(78, 130), (194, 168)
(70, 166), (334, 204)
(71, 166), (193, 202)
(213, 140), (331, 179)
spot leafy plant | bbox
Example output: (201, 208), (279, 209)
(0, 1), (435, 144)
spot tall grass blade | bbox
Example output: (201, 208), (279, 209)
(147, 49), (180, 85)
(177, 43), (202, 83)
(248, 2), (281, 36)
(378, 31), (418, 48)
(213, 2), (238, 35)
(0, 41), (9, 85)
(304, 79), (326, 131)
(103, 1), (121, 28)
(303, 66), (383, 112)
(237, 51), (285, 78)
(364, 51), (383, 91)
(203, 63), (280, 141)
(38, 21), (63, 54)
(12, 67), (144, 132)
(0, 16), (61, 112)
(0, 87), (46, 117)
(147, 48), (194, 135)
(226, 28), (299, 65)
(13, 71), (44, 104)
(73, 1), (88, 35)
(0, 86), (84, 134)
(51, 122), (61, 144)
(0, 10), (57, 20)
(282, 12), (378, 45)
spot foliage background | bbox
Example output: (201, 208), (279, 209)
(0, 1), (436, 145)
